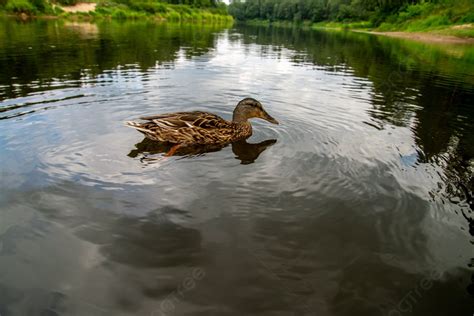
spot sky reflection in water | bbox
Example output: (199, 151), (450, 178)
(0, 19), (473, 316)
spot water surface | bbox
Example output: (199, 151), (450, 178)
(0, 19), (473, 316)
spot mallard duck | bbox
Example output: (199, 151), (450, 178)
(126, 98), (278, 156)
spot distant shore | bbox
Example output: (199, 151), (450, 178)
(229, 0), (474, 43)
(239, 20), (474, 45)
(311, 22), (474, 44)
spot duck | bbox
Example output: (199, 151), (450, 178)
(125, 98), (278, 156)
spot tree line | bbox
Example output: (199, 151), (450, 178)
(228, 0), (448, 25)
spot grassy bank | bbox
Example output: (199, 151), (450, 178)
(92, 0), (232, 22)
(313, 21), (474, 39)
(230, 0), (474, 38)
(0, 0), (233, 23)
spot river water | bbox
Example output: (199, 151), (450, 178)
(0, 18), (473, 315)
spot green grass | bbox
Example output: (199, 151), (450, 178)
(5, 0), (36, 14)
(373, 0), (474, 37)
(90, 2), (233, 23)
(0, 0), (233, 23)
(312, 21), (372, 30)
(316, 1), (474, 38)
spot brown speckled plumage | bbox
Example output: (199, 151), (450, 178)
(125, 98), (278, 147)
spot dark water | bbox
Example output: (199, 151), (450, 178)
(0, 18), (473, 316)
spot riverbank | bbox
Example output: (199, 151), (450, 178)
(240, 19), (474, 44)
(365, 30), (474, 45)
(230, 0), (474, 41)
(312, 21), (474, 41)
(0, 1), (233, 23)
(61, 2), (96, 13)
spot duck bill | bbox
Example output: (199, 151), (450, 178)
(261, 110), (279, 125)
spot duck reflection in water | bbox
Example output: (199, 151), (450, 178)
(128, 137), (277, 164)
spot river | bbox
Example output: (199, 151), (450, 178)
(0, 18), (473, 315)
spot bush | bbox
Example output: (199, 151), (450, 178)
(460, 11), (474, 23)
(128, 1), (167, 14)
(336, 4), (354, 21)
(190, 11), (202, 21)
(404, 3), (432, 19)
(111, 8), (126, 19)
(55, 0), (79, 6)
(420, 15), (450, 28)
(174, 4), (191, 15)
(29, 0), (47, 11)
(369, 11), (390, 27)
(377, 22), (394, 31)
(166, 10), (180, 21)
(95, 5), (111, 14)
(43, 2), (60, 14)
(5, 0), (35, 13)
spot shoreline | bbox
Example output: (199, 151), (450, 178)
(363, 30), (474, 45)
(2, 13), (474, 45)
(1, 12), (233, 23)
(241, 19), (474, 45)
(242, 20), (474, 45)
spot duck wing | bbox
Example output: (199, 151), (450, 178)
(140, 111), (230, 129)
(127, 111), (238, 144)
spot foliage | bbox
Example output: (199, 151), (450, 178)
(54, 0), (80, 6)
(229, 0), (474, 36)
(0, 0), (231, 21)
(90, 1), (231, 22)
(5, 0), (36, 13)
(459, 11), (474, 24)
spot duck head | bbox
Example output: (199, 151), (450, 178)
(232, 98), (279, 125)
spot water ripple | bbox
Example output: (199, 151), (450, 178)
(0, 21), (473, 316)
